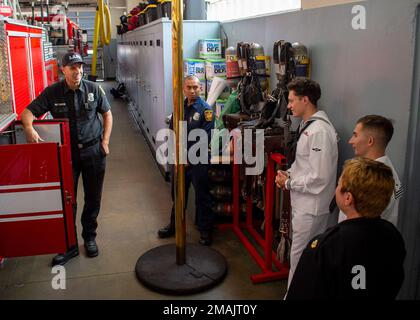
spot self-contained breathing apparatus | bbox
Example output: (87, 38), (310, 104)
(220, 40), (310, 265)
(236, 42), (268, 118)
(231, 41), (310, 162)
(220, 40), (310, 168)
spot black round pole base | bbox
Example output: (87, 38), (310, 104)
(135, 244), (228, 295)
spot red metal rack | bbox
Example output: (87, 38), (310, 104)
(220, 152), (290, 283)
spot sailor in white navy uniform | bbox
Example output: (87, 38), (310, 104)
(275, 78), (339, 292)
(338, 115), (403, 227)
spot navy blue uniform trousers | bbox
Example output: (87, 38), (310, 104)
(170, 164), (214, 232)
(71, 141), (107, 242)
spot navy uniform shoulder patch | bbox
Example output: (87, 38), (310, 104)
(204, 109), (213, 122)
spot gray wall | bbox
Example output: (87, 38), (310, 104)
(183, 20), (221, 58)
(399, 4), (420, 300)
(222, 0), (420, 299)
(184, 0), (207, 20)
(161, 19), (220, 115)
(222, 0), (418, 177)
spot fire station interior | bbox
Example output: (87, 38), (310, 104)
(1, 0), (420, 300)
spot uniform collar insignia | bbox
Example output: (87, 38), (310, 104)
(311, 239), (318, 249)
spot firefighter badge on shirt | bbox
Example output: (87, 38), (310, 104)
(193, 112), (200, 121)
(204, 110), (213, 122)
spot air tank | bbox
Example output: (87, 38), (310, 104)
(225, 46), (241, 89)
(292, 42), (310, 78)
(250, 43), (268, 90)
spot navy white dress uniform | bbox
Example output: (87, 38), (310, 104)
(286, 217), (406, 300)
(26, 77), (111, 243)
(338, 156), (403, 227)
(168, 96), (215, 234)
(284, 110), (339, 288)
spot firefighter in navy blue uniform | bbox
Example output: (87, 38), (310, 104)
(158, 75), (215, 246)
(286, 158), (406, 300)
(21, 52), (113, 266)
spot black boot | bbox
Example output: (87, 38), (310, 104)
(199, 230), (212, 246)
(158, 221), (175, 238)
(52, 246), (79, 266)
(84, 240), (99, 257)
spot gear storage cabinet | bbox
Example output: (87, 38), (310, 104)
(117, 18), (219, 178)
(0, 18), (48, 132)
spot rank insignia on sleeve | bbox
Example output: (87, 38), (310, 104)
(311, 239), (318, 249)
(204, 110), (213, 121)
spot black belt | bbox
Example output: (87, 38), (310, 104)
(77, 138), (100, 149)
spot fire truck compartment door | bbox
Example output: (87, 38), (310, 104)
(14, 122), (62, 144)
(0, 121), (76, 258)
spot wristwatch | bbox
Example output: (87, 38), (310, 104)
(285, 178), (291, 190)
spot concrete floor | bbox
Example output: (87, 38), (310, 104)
(0, 81), (287, 300)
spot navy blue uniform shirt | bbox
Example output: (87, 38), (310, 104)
(26, 79), (111, 145)
(184, 97), (214, 152)
(287, 217), (406, 300)
(169, 97), (214, 156)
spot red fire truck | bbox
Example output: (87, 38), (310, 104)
(34, 15), (86, 52)
(33, 14), (88, 67)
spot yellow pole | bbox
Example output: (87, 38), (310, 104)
(91, 8), (100, 77)
(172, 0), (186, 265)
(91, 0), (111, 78)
